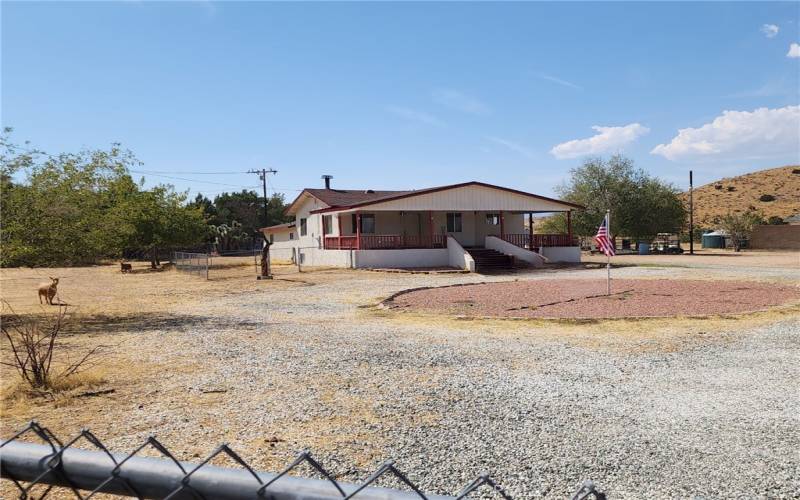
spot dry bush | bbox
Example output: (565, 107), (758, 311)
(1, 301), (105, 392)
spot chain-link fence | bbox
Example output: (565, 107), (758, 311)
(173, 251), (209, 280)
(1, 422), (606, 499)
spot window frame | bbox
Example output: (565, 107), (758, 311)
(323, 215), (333, 235)
(446, 212), (463, 233)
(351, 213), (376, 234)
(289, 232), (294, 240)
(299, 218), (308, 237)
(485, 213), (500, 226)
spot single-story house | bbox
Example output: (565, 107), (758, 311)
(261, 177), (582, 271)
(261, 222), (297, 262)
(262, 222), (296, 243)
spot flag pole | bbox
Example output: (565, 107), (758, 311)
(606, 209), (611, 295)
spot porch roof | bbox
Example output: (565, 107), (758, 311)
(307, 181), (584, 215)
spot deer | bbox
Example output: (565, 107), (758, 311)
(37, 277), (59, 305)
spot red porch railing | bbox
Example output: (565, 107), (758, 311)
(323, 234), (446, 250)
(501, 233), (578, 249)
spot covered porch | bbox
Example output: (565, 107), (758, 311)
(321, 210), (576, 251)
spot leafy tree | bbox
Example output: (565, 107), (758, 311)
(539, 155), (687, 242)
(1, 130), (206, 267)
(195, 191), (292, 252)
(717, 210), (764, 252)
(114, 187), (208, 268)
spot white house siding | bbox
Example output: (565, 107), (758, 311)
(362, 184), (574, 212)
(539, 246), (581, 263)
(447, 236), (475, 271)
(353, 249), (449, 269)
(298, 248), (352, 267)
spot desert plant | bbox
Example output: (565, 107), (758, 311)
(759, 194), (776, 202)
(1, 301), (103, 390)
(767, 216), (786, 225)
(717, 210), (765, 252)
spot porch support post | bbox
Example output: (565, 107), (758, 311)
(500, 211), (505, 240)
(528, 212), (533, 250)
(428, 210), (433, 248)
(321, 215), (327, 249)
(567, 210), (573, 243)
(337, 214), (342, 249)
(356, 212), (361, 250)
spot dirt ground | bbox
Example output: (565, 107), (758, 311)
(1, 252), (799, 498)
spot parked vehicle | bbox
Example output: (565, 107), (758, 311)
(650, 233), (684, 254)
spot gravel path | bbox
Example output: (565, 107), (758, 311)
(3, 262), (799, 499)
(388, 278), (800, 318)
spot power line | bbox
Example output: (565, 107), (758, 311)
(129, 169), (251, 175)
(129, 170), (258, 188)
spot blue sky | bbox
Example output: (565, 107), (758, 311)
(3, 1), (799, 200)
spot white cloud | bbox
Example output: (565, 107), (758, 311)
(486, 136), (535, 159)
(431, 89), (490, 114)
(761, 24), (779, 38)
(651, 105), (800, 161)
(550, 123), (650, 159)
(787, 43), (800, 58)
(536, 73), (582, 91)
(386, 106), (445, 127)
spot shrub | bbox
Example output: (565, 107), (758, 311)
(759, 194), (776, 202)
(726, 186), (736, 192)
(1, 302), (104, 390)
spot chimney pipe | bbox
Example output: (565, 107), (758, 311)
(322, 175), (333, 189)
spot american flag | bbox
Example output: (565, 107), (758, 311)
(595, 215), (615, 257)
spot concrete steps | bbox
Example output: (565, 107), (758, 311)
(465, 247), (514, 272)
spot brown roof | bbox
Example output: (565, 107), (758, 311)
(303, 188), (413, 207)
(259, 222), (295, 233)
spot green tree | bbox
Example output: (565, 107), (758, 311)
(1, 130), (206, 267)
(717, 210), (764, 252)
(540, 155), (687, 242)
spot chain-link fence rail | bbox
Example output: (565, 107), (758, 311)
(1, 422), (605, 500)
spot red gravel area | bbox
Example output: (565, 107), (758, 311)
(388, 279), (800, 319)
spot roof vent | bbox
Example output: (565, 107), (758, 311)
(322, 175), (333, 189)
(365, 189), (375, 194)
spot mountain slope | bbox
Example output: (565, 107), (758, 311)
(684, 165), (800, 227)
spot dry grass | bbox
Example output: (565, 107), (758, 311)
(681, 165), (800, 226)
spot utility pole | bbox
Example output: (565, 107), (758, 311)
(247, 168), (278, 228)
(689, 170), (694, 255)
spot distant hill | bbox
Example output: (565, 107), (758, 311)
(684, 165), (800, 227)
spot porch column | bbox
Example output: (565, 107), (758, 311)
(500, 211), (505, 240)
(567, 210), (573, 243)
(356, 212), (361, 250)
(428, 210), (434, 248)
(528, 213), (533, 250)
(337, 214), (342, 249)
(321, 215), (327, 249)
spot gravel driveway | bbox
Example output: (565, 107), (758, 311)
(3, 262), (799, 499)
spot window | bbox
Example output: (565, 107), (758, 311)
(446, 213), (462, 233)
(269, 234), (274, 243)
(351, 213), (376, 234)
(299, 218), (307, 236)
(485, 213), (500, 226)
(323, 215), (333, 235)
(289, 232), (294, 240)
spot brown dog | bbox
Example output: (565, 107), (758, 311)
(37, 277), (59, 305)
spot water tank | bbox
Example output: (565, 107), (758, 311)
(702, 233), (725, 248)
